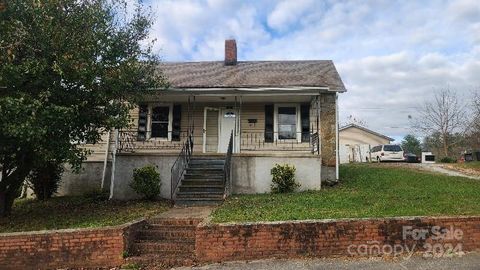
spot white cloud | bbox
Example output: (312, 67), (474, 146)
(337, 51), (480, 138)
(267, 0), (316, 32)
(144, 0), (480, 138)
(148, 0), (270, 61)
(448, 0), (480, 23)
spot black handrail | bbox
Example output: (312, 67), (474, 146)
(240, 131), (318, 152)
(170, 130), (194, 200)
(223, 131), (234, 198)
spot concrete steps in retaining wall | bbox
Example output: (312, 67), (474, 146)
(126, 217), (202, 268)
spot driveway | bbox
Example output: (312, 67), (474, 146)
(410, 163), (480, 180)
(375, 162), (480, 180)
(175, 253), (480, 270)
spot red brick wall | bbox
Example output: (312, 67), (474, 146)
(3, 216), (480, 268)
(196, 216), (480, 262)
(0, 220), (144, 270)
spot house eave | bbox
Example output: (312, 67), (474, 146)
(148, 86), (333, 96)
(339, 124), (394, 142)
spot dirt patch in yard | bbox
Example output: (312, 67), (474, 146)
(0, 195), (170, 233)
(440, 163), (480, 178)
(370, 162), (480, 180)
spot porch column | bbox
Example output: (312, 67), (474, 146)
(238, 95), (242, 153)
(319, 93), (337, 183)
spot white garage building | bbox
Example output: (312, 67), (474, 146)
(339, 124), (394, 163)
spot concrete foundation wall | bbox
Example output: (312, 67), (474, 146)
(109, 154), (322, 199)
(111, 154), (177, 200)
(58, 161), (111, 196)
(230, 155), (321, 194)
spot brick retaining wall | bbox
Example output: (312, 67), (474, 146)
(3, 216), (480, 268)
(195, 216), (480, 262)
(0, 220), (145, 270)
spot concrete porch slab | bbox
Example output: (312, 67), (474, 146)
(153, 206), (216, 220)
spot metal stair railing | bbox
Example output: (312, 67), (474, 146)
(170, 130), (194, 200)
(223, 131), (234, 198)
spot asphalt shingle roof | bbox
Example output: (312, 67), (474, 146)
(159, 60), (346, 91)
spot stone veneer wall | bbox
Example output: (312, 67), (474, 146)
(0, 220), (144, 270)
(320, 93), (337, 182)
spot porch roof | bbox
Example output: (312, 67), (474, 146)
(158, 60), (346, 92)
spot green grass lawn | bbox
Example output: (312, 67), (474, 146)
(0, 194), (170, 233)
(211, 164), (480, 223)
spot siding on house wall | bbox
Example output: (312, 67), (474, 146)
(339, 127), (392, 164)
(340, 127), (391, 146)
(80, 131), (114, 161)
(125, 102), (314, 153)
(67, 94), (337, 197)
(80, 95), (335, 158)
(239, 103), (265, 133)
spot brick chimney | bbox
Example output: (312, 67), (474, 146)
(225, 39), (237, 66)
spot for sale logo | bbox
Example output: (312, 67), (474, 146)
(403, 225), (464, 258)
(347, 225), (464, 258)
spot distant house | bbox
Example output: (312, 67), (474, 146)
(60, 39), (347, 205)
(339, 124), (393, 163)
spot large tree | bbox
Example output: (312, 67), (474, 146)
(401, 134), (422, 156)
(413, 89), (466, 157)
(467, 91), (480, 149)
(0, 0), (164, 216)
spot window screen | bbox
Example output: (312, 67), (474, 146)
(151, 106), (169, 138)
(278, 107), (296, 140)
(265, 105), (274, 142)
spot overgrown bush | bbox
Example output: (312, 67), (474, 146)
(440, 157), (457, 163)
(270, 163), (300, 193)
(130, 165), (161, 200)
(28, 162), (64, 200)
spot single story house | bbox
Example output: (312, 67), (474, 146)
(339, 124), (394, 163)
(59, 40), (347, 205)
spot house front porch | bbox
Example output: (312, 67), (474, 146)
(109, 90), (337, 204)
(116, 93), (322, 155)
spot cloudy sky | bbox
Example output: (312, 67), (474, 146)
(141, 0), (480, 142)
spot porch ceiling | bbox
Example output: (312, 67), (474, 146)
(143, 87), (324, 103)
(143, 94), (313, 103)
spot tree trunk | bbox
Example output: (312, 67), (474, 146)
(0, 155), (34, 216)
(0, 179), (26, 216)
(4, 188), (16, 216)
(0, 187), (16, 216)
(442, 133), (449, 157)
(0, 190), (6, 217)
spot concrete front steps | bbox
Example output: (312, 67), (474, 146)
(175, 157), (226, 206)
(126, 217), (203, 268)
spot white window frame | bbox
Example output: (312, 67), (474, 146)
(273, 103), (301, 143)
(147, 103), (173, 141)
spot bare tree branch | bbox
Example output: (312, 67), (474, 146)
(413, 88), (466, 157)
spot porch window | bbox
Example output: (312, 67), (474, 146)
(151, 106), (170, 138)
(277, 106), (297, 140)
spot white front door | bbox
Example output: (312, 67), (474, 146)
(218, 108), (236, 153)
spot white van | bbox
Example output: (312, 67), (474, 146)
(370, 144), (404, 162)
